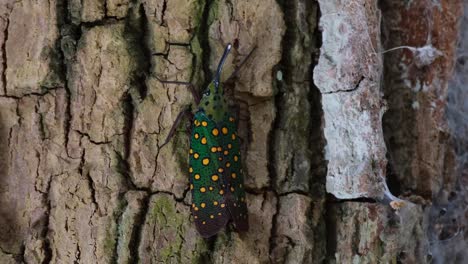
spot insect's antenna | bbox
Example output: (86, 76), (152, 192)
(214, 43), (232, 88)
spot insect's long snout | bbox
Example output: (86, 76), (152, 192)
(214, 44), (232, 87)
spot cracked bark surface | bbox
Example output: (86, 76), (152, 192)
(0, 0), (466, 263)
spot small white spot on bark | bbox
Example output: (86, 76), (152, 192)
(276, 70), (283, 81)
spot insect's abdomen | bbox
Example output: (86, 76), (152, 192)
(189, 112), (229, 238)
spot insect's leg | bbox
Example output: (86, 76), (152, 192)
(229, 100), (250, 123)
(184, 112), (195, 137)
(224, 46), (257, 84)
(159, 108), (193, 150)
(154, 76), (201, 104)
(229, 102), (249, 146)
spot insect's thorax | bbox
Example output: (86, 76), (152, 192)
(198, 82), (229, 123)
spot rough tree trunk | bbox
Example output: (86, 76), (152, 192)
(0, 0), (466, 263)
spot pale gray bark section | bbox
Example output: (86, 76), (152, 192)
(314, 0), (387, 199)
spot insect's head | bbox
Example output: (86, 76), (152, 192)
(199, 44), (231, 121)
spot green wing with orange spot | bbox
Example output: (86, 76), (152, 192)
(218, 115), (249, 232)
(189, 111), (230, 238)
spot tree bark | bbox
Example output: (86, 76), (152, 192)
(0, 0), (466, 263)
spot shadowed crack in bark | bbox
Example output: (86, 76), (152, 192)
(34, 149), (42, 193)
(56, 1), (77, 160)
(42, 173), (54, 264)
(128, 194), (150, 264)
(75, 129), (113, 145)
(85, 171), (98, 209)
(160, 0), (168, 27)
(1, 12), (10, 95)
(0, 87), (63, 99)
(322, 75), (365, 94)
(111, 193), (128, 263)
(80, 17), (125, 28)
(199, 0), (213, 88)
(122, 91), (135, 170)
(327, 194), (376, 204)
(268, 192), (281, 261)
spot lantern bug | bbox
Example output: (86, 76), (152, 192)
(158, 44), (251, 238)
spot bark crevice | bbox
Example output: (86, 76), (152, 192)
(1, 12), (9, 95)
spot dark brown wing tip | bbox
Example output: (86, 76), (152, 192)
(199, 229), (221, 239)
(194, 213), (230, 238)
(197, 224), (225, 238)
